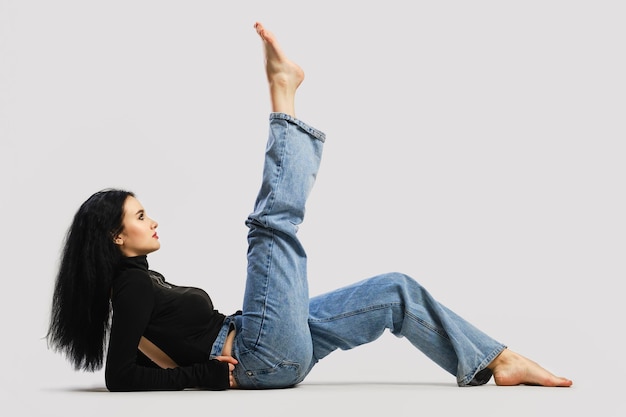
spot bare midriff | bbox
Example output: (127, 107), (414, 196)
(221, 328), (236, 357)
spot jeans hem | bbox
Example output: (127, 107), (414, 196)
(458, 344), (507, 387)
(269, 112), (326, 142)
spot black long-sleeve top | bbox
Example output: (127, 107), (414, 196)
(105, 255), (229, 391)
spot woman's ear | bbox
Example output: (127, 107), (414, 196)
(113, 235), (124, 246)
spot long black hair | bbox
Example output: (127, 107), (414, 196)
(47, 189), (134, 371)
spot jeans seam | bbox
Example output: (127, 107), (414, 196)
(405, 310), (450, 340)
(261, 122), (287, 227)
(308, 302), (398, 323)
(309, 303), (449, 341)
(255, 230), (276, 350)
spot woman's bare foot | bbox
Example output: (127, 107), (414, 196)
(254, 22), (304, 117)
(488, 348), (573, 387)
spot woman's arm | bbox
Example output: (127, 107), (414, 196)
(105, 270), (229, 391)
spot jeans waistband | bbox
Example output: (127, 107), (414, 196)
(209, 313), (240, 358)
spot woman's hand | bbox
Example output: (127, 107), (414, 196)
(215, 355), (238, 388)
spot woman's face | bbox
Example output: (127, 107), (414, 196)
(114, 196), (160, 257)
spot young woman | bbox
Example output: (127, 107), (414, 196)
(47, 22), (572, 391)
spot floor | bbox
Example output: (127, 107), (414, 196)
(30, 383), (589, 417)
(9, 331), (621, 417)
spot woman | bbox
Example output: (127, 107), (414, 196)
(47, 22), (572, 391)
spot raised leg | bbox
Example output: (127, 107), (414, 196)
(230, 23), (326, 389)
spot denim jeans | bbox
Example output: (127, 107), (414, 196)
(210, 113), (506, 388)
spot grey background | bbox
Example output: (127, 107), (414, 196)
(1, 1), (624, 415)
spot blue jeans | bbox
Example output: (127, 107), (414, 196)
(210, 113), (506, 388)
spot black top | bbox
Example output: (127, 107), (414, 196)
(105, 255), (229, 391)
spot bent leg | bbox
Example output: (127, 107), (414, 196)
(306, 273), (506, 386)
